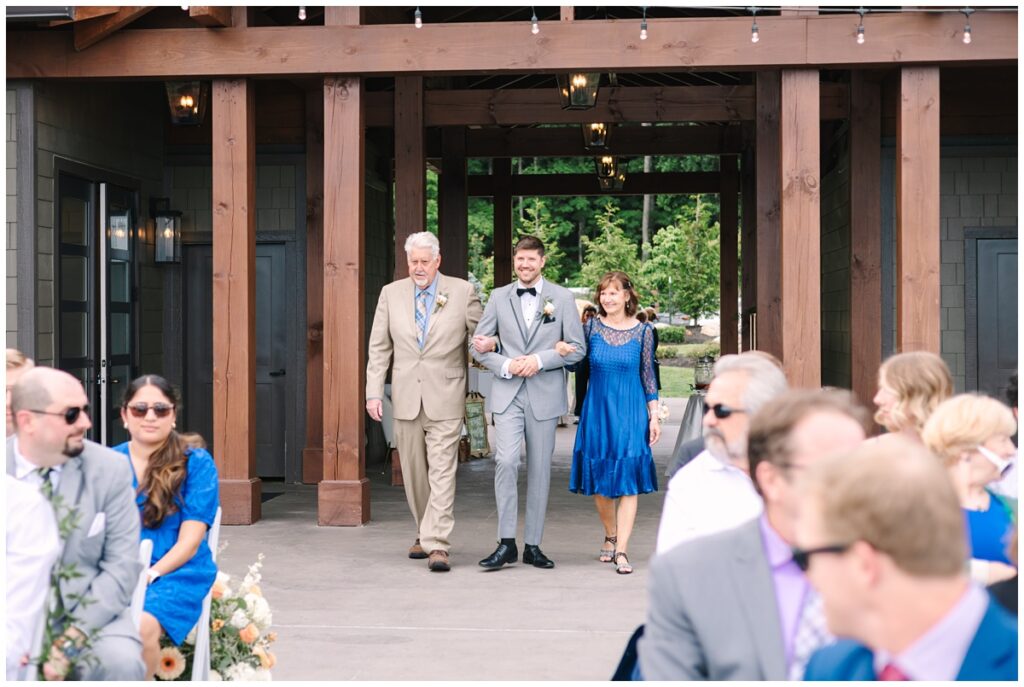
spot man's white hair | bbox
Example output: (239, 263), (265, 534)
(713, 352), (789, 414)
(404, 231), (440, 259)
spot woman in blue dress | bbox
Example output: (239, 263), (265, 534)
(564, 271), (661, 574)
(111, 375), (219, 677)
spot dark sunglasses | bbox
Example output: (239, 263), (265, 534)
(791, 543), (851, 572)
(703, 402), (748, 420)
(125, 402), (175, 419)
(27, 405), (90, 425)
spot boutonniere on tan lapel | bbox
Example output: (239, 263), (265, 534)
(542, 298), (556, 323)
(434, 293), (448, 312)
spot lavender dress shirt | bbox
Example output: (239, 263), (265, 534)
(758, 514), (811, 666)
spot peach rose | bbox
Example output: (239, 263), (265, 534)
(239, 623), (260, 644)
(266, 632), (278, 644)
(252, 646), (276, 669)
(247, 584), (262, 597)
(211, 580), (228, 600)
(211, 618), (225, 632)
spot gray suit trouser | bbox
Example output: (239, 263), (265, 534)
(72, 613), (146, 680)
(492, 385), (557, 546)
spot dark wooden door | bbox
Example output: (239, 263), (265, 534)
(968, 232), (1017, 399)
(183, 243), (290, 478)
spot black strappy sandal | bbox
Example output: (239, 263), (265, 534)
(614, 551), (633, 575)
(599, 535), (617, 563)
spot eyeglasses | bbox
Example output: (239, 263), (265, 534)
(125, 402), (175, 419)
(791, 543), (852, 572)
(26, 405), (91, 425)
(703, 402), (748, 420)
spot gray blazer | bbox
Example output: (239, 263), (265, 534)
(638, 517), (788, 681)
(7, 437), (142, 637)
(472, 280), (585, 420)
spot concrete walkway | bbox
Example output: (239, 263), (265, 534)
(216, 398), (688, 680)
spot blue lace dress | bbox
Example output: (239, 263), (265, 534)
(569, 319), (659, 498)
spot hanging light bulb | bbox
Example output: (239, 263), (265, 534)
(961, 7), (973, 44)
(414, 6), (423, 29)
(298, 6), (306, 21)
(856, 8), (866, 44)
(531, 8), (539, 34)
(180, 5), (189, 10)
(640, 7), (648, 41)
(749, 7), (760, 44)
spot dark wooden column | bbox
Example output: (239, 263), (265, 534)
(755, 71), (782, 359)
(719, 155), (739, 355)
(302, 85), (325, 485)
(849, 71), (883, 406)
(740, 147), (756, 351)
(779, 69), (821, 388)
(439, 127), (468, 278)
(394, 76), (425, 279)
(212, 78), (260, 525)
(319, 76), (369, 526)
(493, 158), (513, 287)
(896, 67), (941, 353)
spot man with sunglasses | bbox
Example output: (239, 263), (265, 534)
(799, 439), (1018, 681)
(638, 389), (869, 680)
(655, 353), (788, 554)
(6, 367), (145, 680)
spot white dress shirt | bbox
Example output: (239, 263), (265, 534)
(655, 449), (764, 554)
(499, 278), (546, 380)
(12, 438), (63, 491)
(6, 474), (60, 680)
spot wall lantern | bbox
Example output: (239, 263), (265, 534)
(582, 122), (611, 150)
(164, 81), (209, 126)
(151, 198), (182, 264)
(556, 72), (601, 110)
(596, 156), (625, 191)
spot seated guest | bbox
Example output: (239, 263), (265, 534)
(7, 368), (145, 680)
(799, 439), (1018, 681)
(639, 390), (869, 680)
(655, 352), (788, 553)
(872, 351), (952, 443)
(6, 348), (35, 436)
(922, 394), (1017, 585)
(111, 375), (219, 678)
(6, 474), (60, 680)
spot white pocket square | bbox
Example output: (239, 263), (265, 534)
(86, 512), (106, 538)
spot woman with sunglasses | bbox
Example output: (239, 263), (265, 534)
(922, 394), (1018, 585)
(110, 375), (219, 677)
(872, 351), (953, 442)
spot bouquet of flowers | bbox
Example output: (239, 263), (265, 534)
(156, 554), (277, 681)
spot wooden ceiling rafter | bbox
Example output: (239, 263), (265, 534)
(72, 6), (154, 51)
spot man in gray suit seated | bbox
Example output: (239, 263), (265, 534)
(638, 389), (869, 680)
(472, 235), (585, 569)
(7, 368), (145, 680)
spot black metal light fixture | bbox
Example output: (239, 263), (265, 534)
(596, 155), (625, 191)
(556, 72), (601, 110)
(582, 122), (611, 150)
(164, 81), (209, 126)
(150, 198), (182, 264)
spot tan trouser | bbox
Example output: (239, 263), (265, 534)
(393, 407), (462, 553)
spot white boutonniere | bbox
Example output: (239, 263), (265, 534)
(657, 401), (671, 422)
(542, 298), (556, 322)
(434, 293), (448, 312)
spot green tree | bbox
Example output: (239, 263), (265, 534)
(579, 202), (644, 298)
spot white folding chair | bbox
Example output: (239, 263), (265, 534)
(130, 539), (154, 630)
(190, 507), (222, 681)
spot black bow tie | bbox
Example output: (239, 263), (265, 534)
(516, 287), (537, 297)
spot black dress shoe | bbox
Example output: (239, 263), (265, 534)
(479, 539), (518, 569)
(522, 544), (555, 569)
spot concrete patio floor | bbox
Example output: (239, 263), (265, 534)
(215, 398), (687, 681)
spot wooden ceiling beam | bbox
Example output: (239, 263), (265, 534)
(11, 12), (1015, 78)
(467, 172), (720, 197)
(72, 6), (153, 51)
(189, 6), (233, 28)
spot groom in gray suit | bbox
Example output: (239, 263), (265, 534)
(7, 367), (145, 680)
(472, 235), (585, 569)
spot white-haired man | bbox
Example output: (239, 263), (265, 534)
(366, 231), (482, 572)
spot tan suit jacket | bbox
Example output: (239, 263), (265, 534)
(366, 273), (482, 421)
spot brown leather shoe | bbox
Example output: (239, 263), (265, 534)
(427, 549), (450, 572)
(408, 539), (428, 559)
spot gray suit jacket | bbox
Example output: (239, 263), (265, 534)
(7, 437), (142, 637)
(472, 280), (585, 420)
(638, 517), (787, 681)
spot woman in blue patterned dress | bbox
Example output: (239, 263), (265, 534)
(111, 375), (219, 677)
(564, 271), (661, 574)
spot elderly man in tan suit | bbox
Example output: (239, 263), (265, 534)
(366, 231), (482, 572)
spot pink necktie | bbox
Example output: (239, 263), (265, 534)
(878, 663), (909, 681)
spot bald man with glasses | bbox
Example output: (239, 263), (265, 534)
(6, 367), (144, 681)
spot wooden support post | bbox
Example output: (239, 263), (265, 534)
(896, 67), (941, 353)
(319, 76), (369, 526)
(394, 76), (425, 279)
(561, 7), (574, 21)
(741, 149), (757, 351)
(779, 69), (821, 388)
(439, 127), (468, 279)
(492, 158), (513, 288)
(212, 78), (260, 524)
(719, 155), (739, 356)
(755, 71), (782, 359)
(849, 71), (883, 407)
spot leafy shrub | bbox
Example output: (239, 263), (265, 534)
(658, 326), (687, 344)
(656, 346), (678, 359)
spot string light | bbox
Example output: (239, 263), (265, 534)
(640, 7), (648, 41)
(298, 6), (306, 22)
(749, 7), (760, 44)
(856, 7), (866, 44)
(414, 6), (422, 29)
(531, 7), (539, 35)
(961, 7), (973, 44)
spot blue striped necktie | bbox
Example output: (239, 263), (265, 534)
(416, 290), (429, 346)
